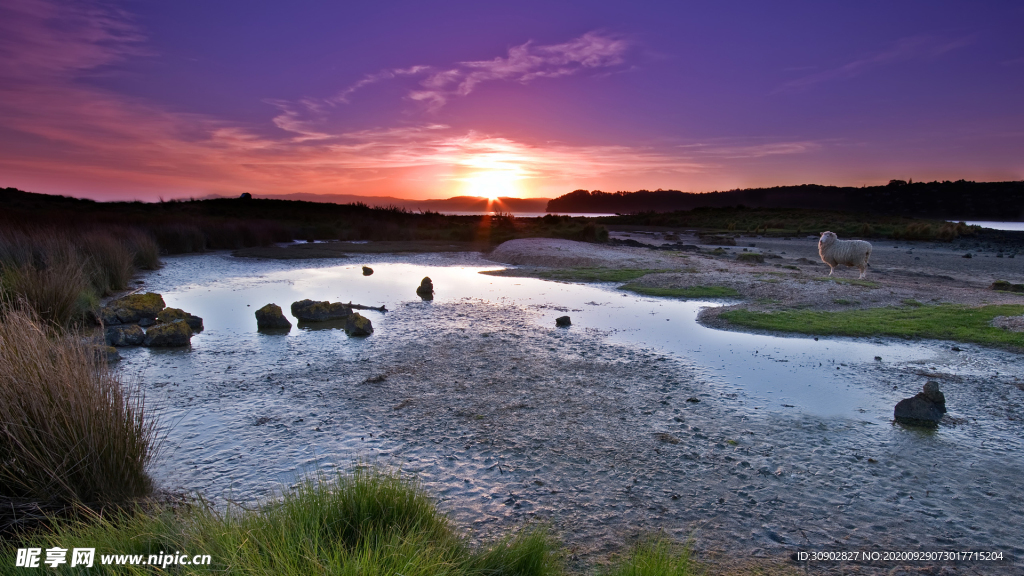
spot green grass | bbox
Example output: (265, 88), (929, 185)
(813, 276), (879, 288)
(1, 468), (561, 576)
(604, 537), (699, 576)
(620, 284), (740, 299)
(482, 268), (668, 283)
(719, 303), (1024, 349)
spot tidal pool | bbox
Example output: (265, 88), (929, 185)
(125, 251), (1024, 566)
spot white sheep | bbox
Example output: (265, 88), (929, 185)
(818, 231), (872, 278)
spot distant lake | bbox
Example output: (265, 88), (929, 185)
(959, 221), (1024, 231)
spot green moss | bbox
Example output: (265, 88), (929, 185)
(736, 252), (764, 263)
(719, 304), (1024, 349)
(481, 267), (668, 283)
(620, 284), (740, 299)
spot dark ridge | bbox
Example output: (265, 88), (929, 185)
(546, 181), (1024, 221)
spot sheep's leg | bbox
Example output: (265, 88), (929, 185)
(828, 266), (834, 276)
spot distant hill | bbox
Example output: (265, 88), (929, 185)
(227, 192), (550, 213)
(546, 181), (1024, 221)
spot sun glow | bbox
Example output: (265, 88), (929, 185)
(463, 170), (521, 200)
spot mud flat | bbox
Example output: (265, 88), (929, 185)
(129, 247), (1023, 574)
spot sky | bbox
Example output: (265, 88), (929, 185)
(0, 0), (1022, 201)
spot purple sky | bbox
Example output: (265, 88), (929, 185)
(1, 0), (1022, 201)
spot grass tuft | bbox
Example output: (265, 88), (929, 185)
(4, 468), (561, 576)
(620, 284), (740, 299)
(605, 537), (699, 576)
(0, 301), (158, 516)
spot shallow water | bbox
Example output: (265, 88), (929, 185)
(125, 251), (1024, 567)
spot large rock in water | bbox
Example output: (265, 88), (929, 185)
(555, 316), (572, 327)
(156, 307), (204, 332)
(105, 324), (144, 347)
(143, 319), (193, 347)
(894, 381), (947, 426)
(101, 292), (166, 325)
(255, 303), (292, 330)
(345, 313), (373, 336)
(290, 299), (352, 322)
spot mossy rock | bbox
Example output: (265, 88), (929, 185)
(103, 292), (166, 324)
(736, 252), (765, 264)
(157, 307), (204, 331)
(345, 313), (373, 337)
(991, 280), (1024, 293)
(105, 324), (144, 347)
(143, 319), (193, 347)
(256, 303), (292, 330)
(291, 299), (352, 322)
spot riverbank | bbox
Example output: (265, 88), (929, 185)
(484, 235), (1024, 350)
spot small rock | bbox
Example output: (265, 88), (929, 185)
(156, 307), (204, 332)
(991, 280), (1024, 293)
(362, 266), (373, 276)
(686, 397), (700, 403)
(105, 324), (144, 347)
(963, 253), (972, 258)
(894, 381), (947, 426)
(344, 312), (373, 336)
(416, 277), (434, 299)
(290, 299), (352, 322)
(143, 319), (193, 347)
(255, 303), (292, 330)
(736, 252), (765, 264)
(94, 345), (120, 363)
(555, 315), (571, 327)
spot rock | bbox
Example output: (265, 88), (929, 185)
(362, 266), (373, 276)
(894, 381), (947, 426)
(736, 252), (765, 263)
(555, 315), (571, 327)
(101, 292), (166, 325)
(290, 299), (352, 322)
(345, 313), (373, 336)
(416, 277), (434, 299)
(105, 324), (144, 347)
(255, 303), (292, 330)
(156, 307), (204, 332)
(92, 345), (120, 363)
(143, 319), (193, 347)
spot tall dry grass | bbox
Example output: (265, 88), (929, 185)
(0, 302), (158, 506)
(0, 227), (160, 326)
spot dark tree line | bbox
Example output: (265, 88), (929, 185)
(546, 181), (1024, 221)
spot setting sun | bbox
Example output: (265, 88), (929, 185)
(462, 170), (521, 200)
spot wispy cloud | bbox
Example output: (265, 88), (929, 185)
(331, 31), (631, 111)
(777, 35), (972, 93)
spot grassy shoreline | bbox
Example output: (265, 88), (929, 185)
(718, 303), (1024, 349)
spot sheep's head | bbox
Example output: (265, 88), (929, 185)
(819, 231), (837, 246)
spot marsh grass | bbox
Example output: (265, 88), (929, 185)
(482, 267), (666, 283)
(719, 303), (1024, 348)
(3, 469), (561, 576)
(0, 228), (160, 326)
(604, 537), (700, 576)
(0, 303), (157, 513)
(620, 284), (740, 299)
